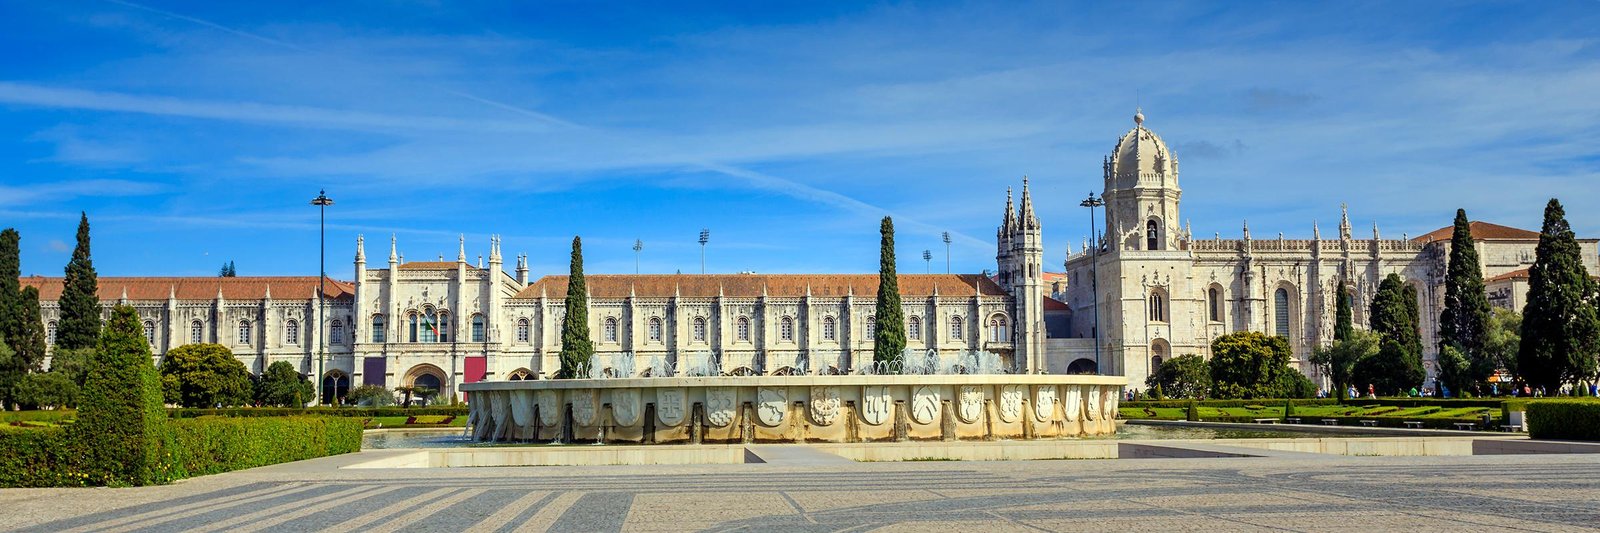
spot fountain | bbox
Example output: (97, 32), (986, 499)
(463, 351), (1125, 444)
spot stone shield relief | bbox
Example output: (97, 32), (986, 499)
(1085, 386), (1101, 421)
(809, 386), (840, 426)
(612, 389), (641, 426)
(571, 389), (597, 426)
(757, 387), (788, 426)
(956, 386), (983, 424)
(1101, 387), (1119, 419)
(705, 387), (736, 428)
(510, 390), (534, 428)
(1064, 385), (1083, 422)
(536, 390), (558, 426)
(1034, 386), (1058, 422)
(860, 385), (892, 426)
(998, 385), (1024, 423)
(656, 388), (687, 426)
(910, 386), (940, 425)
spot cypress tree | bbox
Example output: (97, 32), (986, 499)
(556, 236), (593, 379)
(0, 228), (19, 348)
(1518, 199), (1600, 391)
(1438, 209), (1493, 386)
(58, 213), (101, 350)
(1334, 283), (1354, 342)
(71, 305), (169, 486)
(1354, 273), (1425, 394)
(873, 217), (907, 371)
(14, 286), (47, 374)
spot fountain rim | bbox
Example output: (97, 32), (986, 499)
(461, 374), (1127, 391)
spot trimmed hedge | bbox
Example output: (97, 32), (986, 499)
(1343, 398), (1506, 408)
(169, 406), (467, 419)
(1123, 399), (1341, 409)
(167, 417), (363, 477)
(0, 428), (87, 488)
(1526, 400), (1600, 441)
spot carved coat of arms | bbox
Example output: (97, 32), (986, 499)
(956, 386), (983, 424)
(1034, 386), (1058, 422)
(757, 387), (787, 426)
(998, 385), (1023, 423)
(705, 387), (736, 427)
(536, 390), (558, 426)
(809, 386), (839, 426)
(861, 386), (891, 426)
(571, 390), (597, 426)
(656, 388), (686, 426)
(910, 386), (940, 425)
(1064, 386), (1083, 422)
(1085, 386), (1101, 421)
(611, 389), (640, 426)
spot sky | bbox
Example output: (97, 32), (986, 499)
(2, 1), (1598, 279)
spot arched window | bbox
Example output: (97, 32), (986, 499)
(285, 319), (300, 345)
(508, 368), (533, 381)
(47, 321), (58, 345)
(988, 315), (1008, 342)
(736, 316), (750, 341)
(648, 317), (663, 342)
(692, 317), (707, 342)
(237, 320), (252, 345)
(330, 320), (344, 345)
(1274, 288), (1291, 337)
(516, 318), (530, 343)
(143, 320), (156, 345)
(1208, 287), (1221, 322)
(1152, 355), (1163, 369)
(1149, 291), (1166, 322)
(908, 316), (922, 340)
(437, 312), (450, 343)
(372, 315), (387, 343)
(189, 320), (202, 344)
(1147, 219), (1161, 251)
(419, 309), (439, 343)
(408, 313), (419, 343)
(1151, 339), (1169, 374)
(950, 315), (964, 340)
(864, 315), (876, 339)
(604, 317), (619, 343)
(780, 316), (794, 341)
(471, 314), (486, 343)
(821, 316), (836, 341)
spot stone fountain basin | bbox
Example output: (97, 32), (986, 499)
(461, 374), (1126, 444)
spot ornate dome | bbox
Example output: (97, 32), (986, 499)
(1105, 108), (1177, 182)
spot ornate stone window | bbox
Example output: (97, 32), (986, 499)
(1148, 290), (1166, 323)
(143, 320), (156, 345)
(908, 316), (921, 340)
(330, 320), (344, 345)
(780, 316), (794, 342)
(604, 317), (619, 343)
(821, 316), (836, 341)
(988, 315), (1008, 342)
(950, 315), (964, 340)
(516, 318), (530, 343)
(285, 319), (300, 346)
(408, 313), (419, 343)
(47, 321), (58, 345)
(1208, 287), (1222, 322)
(865, 315), (876, 339)
(437, 312), (450, 343)
(692, 317), (708, 342)
(648, 317), (663, 342)
(1274, 288), (1291, 337)
(237, 320), (252, 345)
(471, 314), (486, 343)
(508, 368), (533, 381)
(1147, 219), (1162, 251)
(372, 315), (387, 343)
(189, 320), (202, 344)
(736, 316), (751, 342)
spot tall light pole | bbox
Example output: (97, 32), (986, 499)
(941, 232), (951, 274)
(633, 239), (643, 274)
(922, 249), (932, 274)
(1079, 192), (1104, 374)
(310, 189), (334, 404)
(698, 229), (710, 274)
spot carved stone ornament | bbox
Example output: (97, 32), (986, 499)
(510, 390), (533, 427)
(1034, 385), (1058, 422)
(1064, 385), (1083, 423)
(705, 387), (736, 428)
(571, 390), (597, 426)
(1101, 387), (1119, 419)
(998, 385), (1024, 423)
(910, 385), (940, 425)
(656, 388), (687, 426)
(612, 389), (641, 426)
(1085, 386), (1102, 421)
(861, 385), (892, 426)
(536, 390), (558, 426)
(757, 387), (787, 426)
(957, 385), (983, 424)
(809, 386), (840, 426)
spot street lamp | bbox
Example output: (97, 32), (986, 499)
(1079, 192), (1104, 374)
(922, 249), (932, 274)
(941, 232), (952, 274)
(310, 189), (334, 404)
(633, 239), (643, 274)
(698, 229), (710, 274)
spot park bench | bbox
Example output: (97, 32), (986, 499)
(1284, 417), (1301, 424)
(1403, 421), (1424, 429)
(1252, 418), (1279, 424)
(1499, 424), (1522, 432)
(1321, 419), (1339, 426)
(1452, 422), (1477, 431)
(1359, 420), (1378, 427)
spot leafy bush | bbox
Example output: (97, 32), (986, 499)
(169, 406), (466, 418)
(256, 361), (314, 407)
(14, 371), (79, 409)
(1526, 400), (1600, 441)
(1274, 370), (1318, 399)
(159, 344), (252, 408)
(70, 305), (171, 487)
(0, 428), (81, 487)
(1209, 332), (1294, 399)
(166, 417), (362, 477)
(1146, 354), (1210, 399)
(348, 384), (395, 407)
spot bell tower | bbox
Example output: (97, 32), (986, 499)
(1102, 109), (1181, 253)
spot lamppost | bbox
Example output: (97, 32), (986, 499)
(941, 232), (952, 274)
(922, 249), (932, 274)
(698, 229), (710, 274)
(310, 189), (334, 404)
(634, 239), (643, 274)
(1079, 192), (1104, 374)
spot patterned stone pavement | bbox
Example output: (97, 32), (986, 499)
(3, 451), (1599, 532)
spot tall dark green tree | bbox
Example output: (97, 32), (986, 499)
(0, 228), (19, 349)
(14, 286), (47, 374)
(1353, 273), (1426, 394)
(1519, 198), (1600, 391)
(1438, 209), (1493, 386)
(873, 217), (907, 371)
(58, 213), (101, 349)
(556, 236), (593, 379)
(1311, 330), (1379, 401)
(1333, 283), (1354, 342)
(71, 305), (169, 486)
(218, 261), (237, 277)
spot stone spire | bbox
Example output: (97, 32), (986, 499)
(457, 234), (466, 262)
(1019, 176), (1039, 230)
(1001, 186), (1017, 235)
(389, 234), (398, 264)
(1134, 107), (1145, 129)
(489, 235), (502, 262)
(1339, 203), (1352, 240)
(1242, 220), (1251, 241)
(1372, 221), (1381, 241)
(1313, 221), (1321, 240)
(356, 234), (366, 262)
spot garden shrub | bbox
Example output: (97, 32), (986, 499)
(170, 406), (467, 418)
(1526, 400), (1600, 441)
(69, 305), (172, 486)
(166, 416), (363, 478)
(0, 428), (85, 487)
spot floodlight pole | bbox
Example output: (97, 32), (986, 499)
(1079, 192), (1104, 374)
(310, 189), (334, 404)
(698, 229), (710, 274)
(941, 232), (952, 274)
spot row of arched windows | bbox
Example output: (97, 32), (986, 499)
(1151, 285), (1297, 337)
(507, 314), (981, 344)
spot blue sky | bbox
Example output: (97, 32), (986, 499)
(2, 1), (1598, 279)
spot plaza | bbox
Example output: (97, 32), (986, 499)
(4, 438), (1599, 532)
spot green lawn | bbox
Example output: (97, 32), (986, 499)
(1119, 403), (1498, 428)
(362, 415), (467, 429)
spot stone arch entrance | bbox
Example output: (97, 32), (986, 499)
(321, 369), (351, 405)
(403, 363), (448, 406)
(1066, 358), (1098, 375)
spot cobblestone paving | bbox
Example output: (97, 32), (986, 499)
(3, 452), (1599, 532)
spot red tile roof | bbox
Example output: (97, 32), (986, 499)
(1413, 221), (1541, 243)
(1044, 296), (1070, 311)
(1485, 268), (1529, 283)
(19, 276), (354, 301)
(515, 274), (1006, 299)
